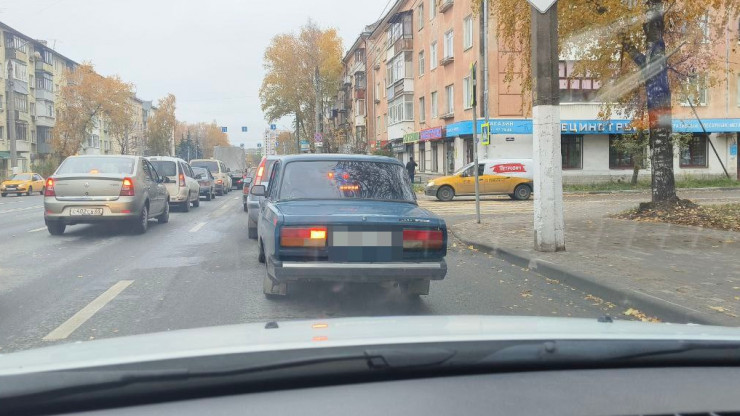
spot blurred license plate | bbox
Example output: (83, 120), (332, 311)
(6, 186), (16, 189)
(70, 208), (103, 216)
(332, 231), (393, 247)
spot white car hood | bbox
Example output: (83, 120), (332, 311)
(1, 315), (738, 375)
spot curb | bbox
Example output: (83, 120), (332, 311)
(564, 186), (740, 195)
(449, 229), (720, 326)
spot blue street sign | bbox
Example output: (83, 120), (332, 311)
(270, 124), (277, 130)
(221, 127), (227, 133)
(241, 126), (248, 132)
(257, 143), (262, 148)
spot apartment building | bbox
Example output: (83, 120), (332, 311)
(353, 0), (739, 182)
(336, 29), (372, 153)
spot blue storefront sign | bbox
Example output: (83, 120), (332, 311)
(444, 118), (740, 137)
(731, 144), (738, 156)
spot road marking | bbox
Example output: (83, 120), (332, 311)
(234, 197), (239, 200)
(28, 227), (47, 233)
(189, 222), (206, 233)
(0, 205), (42, 215)
(43, 280), (134, 341)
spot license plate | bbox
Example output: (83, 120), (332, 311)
(70, 208), (103, 216)
(332, 231), (393, 247)
(6, 186), (16, 189)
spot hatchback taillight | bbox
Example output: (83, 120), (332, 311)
(44, 178), (55, 196)
(280, 226), (328, 248)
(120, 177), (135, 196)
(179, 173), (186, 187)
(403, 229), (444, 250)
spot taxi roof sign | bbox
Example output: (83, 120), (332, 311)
(527, 0), (557, 13)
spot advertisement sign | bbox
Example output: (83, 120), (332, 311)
(300, 140), (310, 151)
(731, 144), (738, 156)
(391, 141), (406, 152)
(403, 132), (420, 144)
(420, 126), (444, 141)
(491, 163), (526, 174)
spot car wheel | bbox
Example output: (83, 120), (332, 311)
(205, 192), (211, 201)
(182, 197), (190, 212)
(436, 186), (455, 202)
(47, 222), (66, 235)
(248, 218), (258, 240)
(192, 193), (200, 207)
(217, 189), (224, 196)
(26, 186), (32, 196)
(262, 260), (286, 298)
(513, 184), (532, 200)
(40, 187), (45, 195)
(1, 193), (6, 197)
(133, 204), (149, 234)
(258, 240), (266, 263)
(157, 201), (170, 224)
(243, 203), (248, 212)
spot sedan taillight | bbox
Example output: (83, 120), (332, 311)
(403, 229), (444, 250)
(44, 178), (55, 196)
(120, 178), (135, 196)
(280, 226), (328, 248)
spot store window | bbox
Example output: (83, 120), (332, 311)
(432, 142), (438, 172)
(419, 142), (426, 171)
(559, 61), (600, 103)
(561, 135), (583, 169)
(609, 135), (634, 169)
(680, 134), (708, 167)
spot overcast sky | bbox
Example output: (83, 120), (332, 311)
(0, 0), (389, 148)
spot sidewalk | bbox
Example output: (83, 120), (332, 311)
(449, 190), (740, 326)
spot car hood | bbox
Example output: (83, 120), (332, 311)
(1, 180), (31, 186)
(0, 315), (739, 375)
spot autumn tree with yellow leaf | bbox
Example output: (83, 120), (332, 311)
(480, 0), (739, 203)
(146, 94), (177, 156)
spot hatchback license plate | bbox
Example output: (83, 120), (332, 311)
(332, 231), (393, 247)
(70, 208), (103, 216)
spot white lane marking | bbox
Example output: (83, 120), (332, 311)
(233, 197), (239, 200)
(0, 205), (42, 215)
(43, 280), (134, 341)
(28, 227), (47, 233)
(189, 222), (206, 233)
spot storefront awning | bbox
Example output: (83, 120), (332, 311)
(0, 151), (10, 159)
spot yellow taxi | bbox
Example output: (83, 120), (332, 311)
(1, 172), (46, 197)
(424, 159), (534, 201)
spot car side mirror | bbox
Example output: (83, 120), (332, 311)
(163, 176), (172, 184)
(250, 184), (266, 196)
(195, 174), (203, 179)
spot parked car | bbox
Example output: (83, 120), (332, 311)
(1, 172), (45, 197)
(147, 156), (200, 212)
(252, 154), (447, 298)
(192, 166), (216, 201)
(190, 159), (232, 195)
(425, 159), (534, 201)
(44, 155), (169, 235)
(246, 156), (280, 238)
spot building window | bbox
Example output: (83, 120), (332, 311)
(356, 99), (366, 116)
(559, 61), (601, 103)
(682, 75), (707, 106)
(463, 76), (472, 109)
(389, 94), (414, 125)
(376, 116), (381, 136)
(463, 15), (474, 50)
(429, 0), (436, 19)
(430, 41), (438, 69)
(375, 82), (380, 100)
(432, 143), (438, 172)
(384, 114), (388, 132)
(355, 71), (366, 89)
(16, 124), (28, 141)
(419, 50), (425, 76)
(609, 135), (635, 169)
(431, 91), (438, 118)
(354, 48), (365, 62)
(30, 102), (35, 116)
(417, 3), (424, 30)
(14, 93), (28, 112)
(445, 84), (454, 114)
(680, 134), (708, 167)
(36, 72), (53, 91)
(0, 94), (3, 110)
(443, 30), (454, 59)
(419, 96), (426, 123)
(0, 127), (4, 141)
(43, 49), (53, 64)
(5, 35), (28, 53)
(561, 135), (583, 169)
(12, 61), (28, 82)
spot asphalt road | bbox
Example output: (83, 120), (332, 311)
(0, 192), (629, 353)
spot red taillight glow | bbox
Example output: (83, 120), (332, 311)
(255, 165), (265, 184)
(280, 226), (328, 248)
(342, 173), (350, 180)
(120, 178), (135, 196)
(328, 172), (334, 179)
(403, 229), (444, 250)
(216, 179), (223, 184)
(179, 173), (186, 187)
(340, 185), (359, 191)
(44, 178), (55, 196)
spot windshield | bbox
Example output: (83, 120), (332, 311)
(149, 161), (177, 177)
(191, 161), (218, 172)
(3, 0), (740, 391)
(56, 157), (135, 175)
(10, 174), (32, 181)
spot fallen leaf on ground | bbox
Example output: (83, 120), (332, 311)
(709, 306), (728, 313)
(520, 290), (532, 298)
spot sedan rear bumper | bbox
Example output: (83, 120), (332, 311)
(268, 257), (447, 282)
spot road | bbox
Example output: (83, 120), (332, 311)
(0, 192), (628, 353)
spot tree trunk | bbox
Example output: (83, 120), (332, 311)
(631, 163), (640, 185)
(645, 0), (677, 203)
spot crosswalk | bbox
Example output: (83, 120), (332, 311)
(417, 198), (533, 216)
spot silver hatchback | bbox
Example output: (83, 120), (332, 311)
(44, 155), (170, 235)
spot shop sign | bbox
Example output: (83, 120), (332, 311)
(560, 120), (636, 134)
(731, 144), (738, 156)
(420, 126), (444, 141)
(403, 132), (420, 144)
(391, 141), (406, 152)
(673, 119), (740, 133)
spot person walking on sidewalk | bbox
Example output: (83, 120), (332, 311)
(406, 157), (418, 183)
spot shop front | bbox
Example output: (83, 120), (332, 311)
(402, 132), (419, 165)
(419, 126), (445, 174)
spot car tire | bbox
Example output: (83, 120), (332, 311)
(243, 203), (248, 212)
(192, 193), (200, 207)
(133, 204), (149, 234)
(436, 186), (455, 202)
(47, 222), (66, 235)
(258, 240), (266, 263)
(512, 184), (532, 200)
(157, 201), (170, 224)
(217, 189), (224, 196)
(1, 193), (6, 197)
(26, 186), (32, 196)
(205, 192), (211, 201)
(248, 219), (258, 240)
(40, 187), (45, 195)
(182, 198), (190, 212)
(262, 265), (286, 298)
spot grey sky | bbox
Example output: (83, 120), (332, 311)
(0, 0), (389, 148)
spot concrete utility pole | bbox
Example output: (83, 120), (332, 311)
(5, 60), (17, 173)
(314, 66), (321, 154)
(530, 1), (565, 252)
(480, 0), (490, 158)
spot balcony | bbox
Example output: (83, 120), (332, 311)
(35, 89), (54, 102)
(440, 56), (454, 66)
(354, 88), (366, 99)
(36, 115), (55, 127)
(439, 0), (453, 13)
(440, 112), (455, 120)
(386, 78), (414, 102)
(35, 61), (53, 74)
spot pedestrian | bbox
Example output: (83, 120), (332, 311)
(405, 157), (418, 183)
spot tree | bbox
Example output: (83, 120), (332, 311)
(146, 94), (177, 156)
(259, 21), (343, 151)
(276, 131), (299, 154)
(53, 63), (134, 158)
(108, 97), (139, 155)
(481, 0), (739, 203)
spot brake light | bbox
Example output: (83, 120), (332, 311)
(179, 173), (186, 187)
(120, 178), (135, 196)
(403, 229), (444, 250)
(280, 226), (328, 248)
(44, 178), (55, 196)
(216, 179), (223, 184)
(255, 158), (266, 184)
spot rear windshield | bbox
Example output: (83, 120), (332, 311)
(149, 161), (177, 177)
(191, 161), (218, 172)
(10, 174), (32, 181)
(278, 160), (415, 202)
(56, 157), (135, 175)
(192, 167), (210, 178)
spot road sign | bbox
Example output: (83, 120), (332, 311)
(527, 0), (557, 13)
(257, 143), (262, 148)
(221, 127), (227, 133)
(314, 133), (323, 143)
(241, 126), (248, 133)
(270, 124), (277, 130)
(470, 63), (477, 108)
(481, 123), (490, 146)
